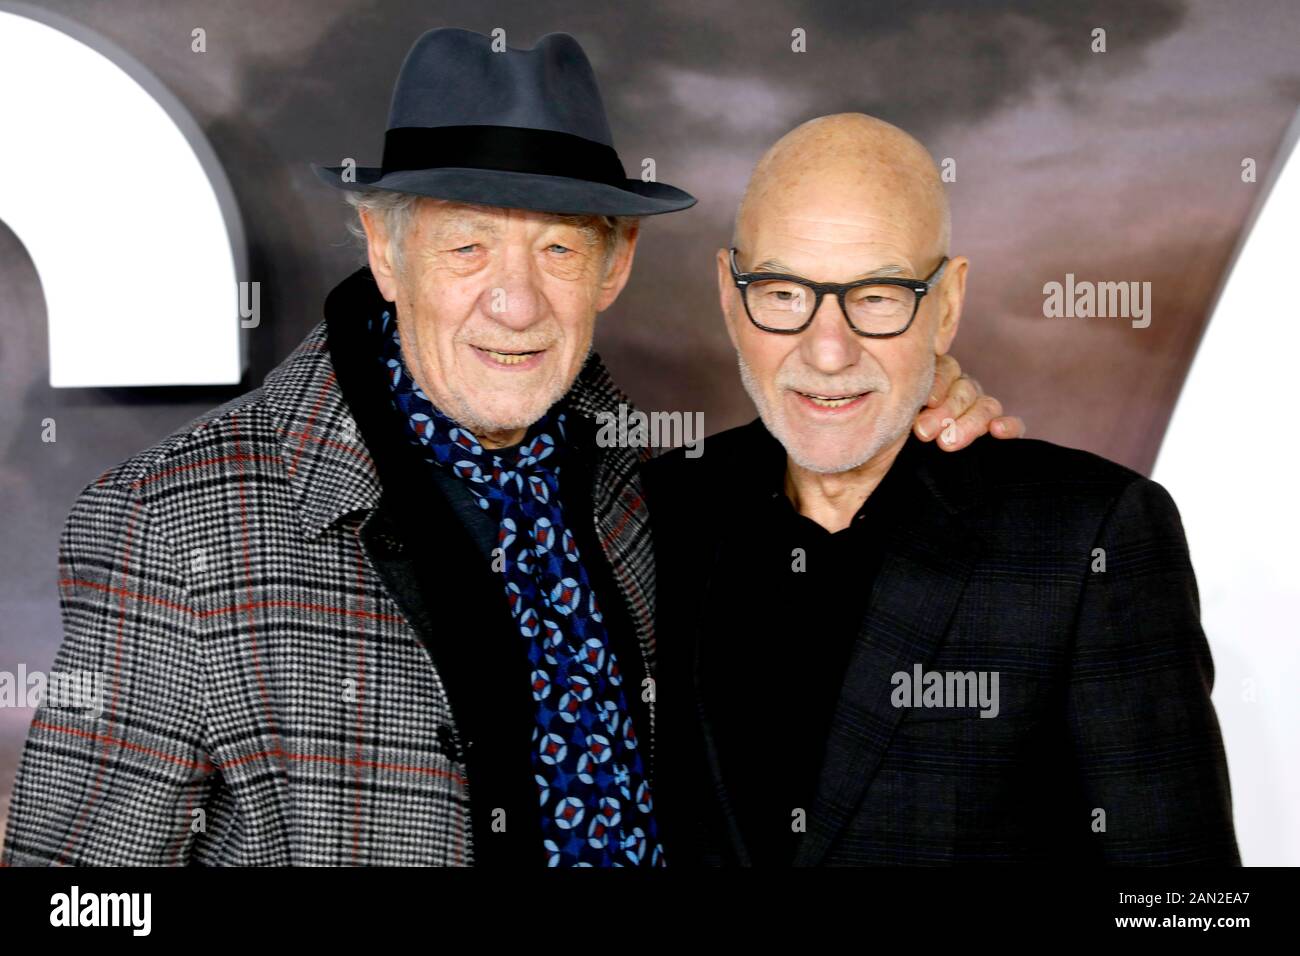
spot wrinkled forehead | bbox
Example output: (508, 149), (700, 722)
(417, 199), (602, 237)
(739, 159), (946, 270)
(744, 205), (941, 279)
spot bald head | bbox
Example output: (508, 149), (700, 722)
(719, 113), (967, 480)
(732, 113), (950, 265)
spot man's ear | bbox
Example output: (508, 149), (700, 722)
(359, 206), (400, 303)
(932, 254), (968, 356)
(716, 247), (740, 350)
(594, 222), (641, 312)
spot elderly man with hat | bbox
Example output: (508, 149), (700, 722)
(2, 28), (1018, 867)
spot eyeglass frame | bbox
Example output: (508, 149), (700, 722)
(728, 247), (949, 337)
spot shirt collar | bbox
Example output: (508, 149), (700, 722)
(745, 417), (927, 526)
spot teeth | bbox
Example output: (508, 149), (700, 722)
(801, 392), (862, 408)
(482, 348), (537, 366)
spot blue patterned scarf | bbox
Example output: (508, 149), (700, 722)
(369, 308), (663, 867)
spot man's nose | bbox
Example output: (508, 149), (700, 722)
(798, 293), (859, 374)
(480, 247), (543, 330)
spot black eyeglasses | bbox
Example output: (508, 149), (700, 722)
(729, 248), (948, 336)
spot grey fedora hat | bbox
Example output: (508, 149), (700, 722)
(312, 27), (696, 217)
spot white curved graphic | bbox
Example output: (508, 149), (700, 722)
(0, 2), (246, 387)
(1153, 109), (1300, 866)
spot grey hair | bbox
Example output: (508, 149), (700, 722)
(342, 189), (637, 278)
(343, 190), (425, 277)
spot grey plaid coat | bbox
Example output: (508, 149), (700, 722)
(3, 277), (656, 866)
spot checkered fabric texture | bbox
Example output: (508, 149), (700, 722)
(2, 318), (656, 866)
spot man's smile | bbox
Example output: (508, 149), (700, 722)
(790, 388), (873, 412)
(470, 344), (549, 370)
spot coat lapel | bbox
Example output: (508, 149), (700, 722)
(791, 441), (983, 867)
(263, 274), (383, 543)
(564, 357), (658, 669)
(560, 359), (660, 762)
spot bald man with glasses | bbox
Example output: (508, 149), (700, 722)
(648, 113), (1239, 867)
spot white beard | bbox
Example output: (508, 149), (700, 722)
(736, 350), (934, 474)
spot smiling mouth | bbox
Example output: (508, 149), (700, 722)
(473, 345), (544, 366)
(793, 389), (870, 408)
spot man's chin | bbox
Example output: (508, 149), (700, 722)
(784, 445), (870, 475)
(445, 388), (562, 437)
(776, 421), (898, 474)
(458, 405), (549, 436)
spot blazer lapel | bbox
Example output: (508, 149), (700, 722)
(792, 446), (982, 866)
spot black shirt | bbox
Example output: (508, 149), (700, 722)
(696, 433), (917, 865)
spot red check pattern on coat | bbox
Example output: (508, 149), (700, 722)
(2, 314), (656, 866)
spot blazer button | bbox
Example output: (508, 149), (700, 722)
(436, 725), (469, 762)
(370, 531), (405, 557)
